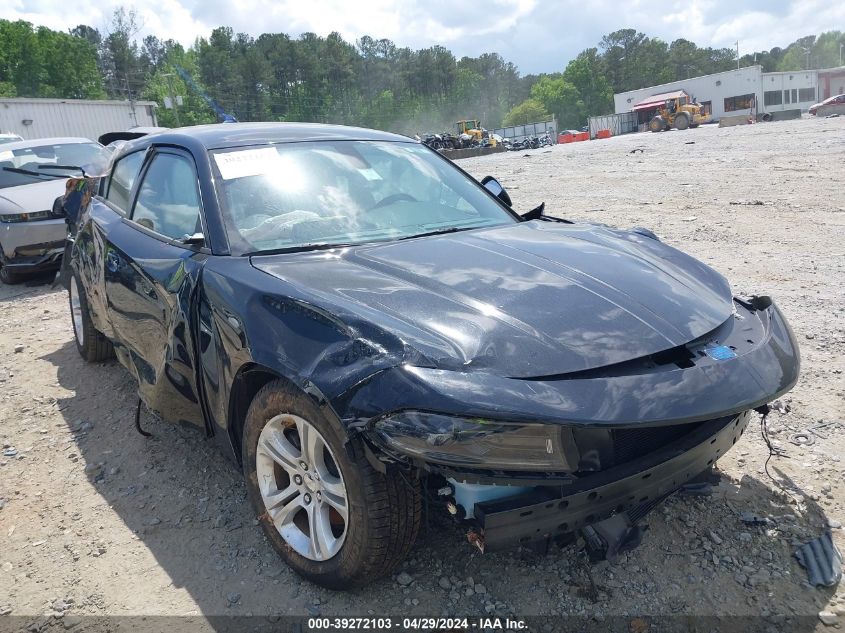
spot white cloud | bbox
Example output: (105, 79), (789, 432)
(1, 0), (842, 73)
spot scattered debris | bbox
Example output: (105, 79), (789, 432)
(729, 200), (764, 206)
(771, 399), (791, 414)
(396, 571), (413, 586)
(629, 148), (645, 154)
(818, 611), (840, 626)
(3, 447), (17, 457)
(14, 344), (24, 353)
(467, 529), (485, 554)
(738, 512), (773, 527)
(789, 432), (815, 447)
(794, 532), (843, 588)
(684, 141), (695, 145)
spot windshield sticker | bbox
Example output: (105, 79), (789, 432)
(214, 147), (281, 180)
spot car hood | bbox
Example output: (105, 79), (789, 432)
(0, 179), (64, 214)
(251, 221), (734, 378)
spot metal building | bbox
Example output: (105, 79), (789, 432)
(0, 98), (158, 141)
(613, 65), (819, 123)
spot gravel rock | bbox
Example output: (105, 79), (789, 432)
(396, 572), (413, 586)
(438, 576), (451, 590)
(818, 612), (839, 626)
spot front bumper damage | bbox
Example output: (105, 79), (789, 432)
(464, 411), (750, 552)
(346, 297), (798, 557)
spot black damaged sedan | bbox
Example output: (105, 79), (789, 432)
(67, 123), (799, 589)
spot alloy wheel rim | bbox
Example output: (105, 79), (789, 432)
(256, 414), (348, 561)
(70, 278), (84, 346)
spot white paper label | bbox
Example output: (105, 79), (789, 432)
(214, 147), (281, 180)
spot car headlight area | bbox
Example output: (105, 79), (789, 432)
(373, 411), (574, 471)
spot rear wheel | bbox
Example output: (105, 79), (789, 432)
(69, 274), (114, 362)
(242, 380), (421, 589)
(648, 116), (665, 133)
(674, 113), (690, 130)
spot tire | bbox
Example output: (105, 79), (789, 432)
(242, 380), (421, 589)
(648, 116), (665, 133)
(0, 264), (22, 285)
(69, 274), (114, 362)
(674, 113), (690, 130)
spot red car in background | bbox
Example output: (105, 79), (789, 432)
(809, 94), (845, 115)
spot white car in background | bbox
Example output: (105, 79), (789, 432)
(0, 133), (24, 145)
(0, 138), (107, 284)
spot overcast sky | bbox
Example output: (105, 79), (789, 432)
(4, 0), (843, 74)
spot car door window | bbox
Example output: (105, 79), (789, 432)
(105, 151), (144, 213)
(131, 153), (201, 240)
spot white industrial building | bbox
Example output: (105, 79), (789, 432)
(0, 98), (158, 141)
(614, 65), (820, 122)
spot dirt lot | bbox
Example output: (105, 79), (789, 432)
(1, 116), (844, 630)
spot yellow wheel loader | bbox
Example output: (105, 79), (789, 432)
(455, 120), (497, 147)
(648, 96), (706, 132)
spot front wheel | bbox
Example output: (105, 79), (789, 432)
(648, 116), (665, 133)
(242, 380), (421, 589)
(674, 113), (690, 130)
(69, 274), (114, 362)
(0, 264), (22, 285)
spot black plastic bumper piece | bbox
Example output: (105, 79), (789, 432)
(473, 411), (751, 552)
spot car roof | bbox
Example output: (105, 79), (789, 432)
(0, 137), (96, 151)
(125, 122), (415, 152)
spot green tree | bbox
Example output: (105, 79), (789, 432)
(530, 76), (583, 128)
(502, 98), (549, 126)
(563, 48), (612, 117)
(0, 19), (103, 99)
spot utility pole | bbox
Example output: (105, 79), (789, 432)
(840, 43), (843, 66)
(736, 41), (740, 69)
(162, 73), (181, 127)
(124, 75), (138, 127)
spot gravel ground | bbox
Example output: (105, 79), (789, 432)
(0, 116), (843, 631)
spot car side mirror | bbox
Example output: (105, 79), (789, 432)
(51, 195), (66, 219)
(481, 176), (512, 207)
(180, 232), (205, 246)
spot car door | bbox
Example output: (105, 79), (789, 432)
(101, 147), (209, 431)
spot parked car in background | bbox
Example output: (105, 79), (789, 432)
(0, 137), (107, 283)
(809, 94), (845, 115)
(98, 126), (168, 153)
(68, 123), (798, 589)
(0, 133), (24, 145)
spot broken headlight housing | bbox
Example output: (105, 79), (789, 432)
(373, 411), (572, 471)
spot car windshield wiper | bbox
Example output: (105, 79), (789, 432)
(398, 226), (478, 241)
(1, 166), (68, 180)
(245, 242), (356, 256)
(39, 164), (86, 176)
